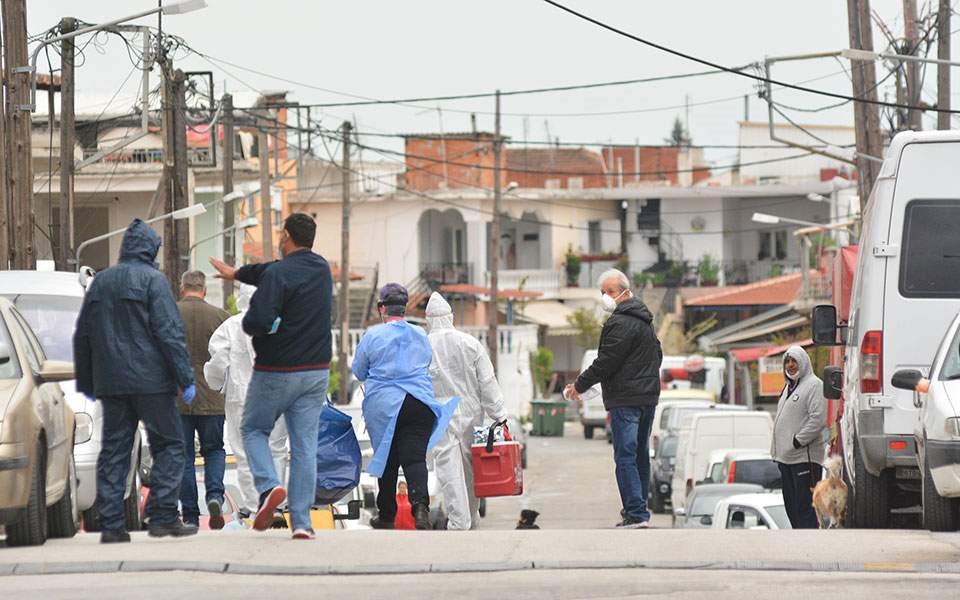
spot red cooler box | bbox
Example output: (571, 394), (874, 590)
(472, 424), (523, 498)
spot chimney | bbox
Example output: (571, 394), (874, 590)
(470, 113), (477, 136)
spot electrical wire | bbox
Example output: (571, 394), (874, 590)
(540, 0), (960, 115)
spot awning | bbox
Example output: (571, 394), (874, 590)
(762, 338), (814, 357)
(517, 300), (578, 335)
(729, 346), (774, 363)
(439, 284), (543, 300)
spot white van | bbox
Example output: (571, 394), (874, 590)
(670, 411), (773, 518)
(814, 130), (960, 528)
(661, 355), (727, 399)
(650, 389), (716, 454)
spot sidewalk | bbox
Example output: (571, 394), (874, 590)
(3, 529), (960, 577)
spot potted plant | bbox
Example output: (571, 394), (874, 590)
(697, 254), (720, 286)
(564, 246), (582, 287)
(530, 346), (555, 399)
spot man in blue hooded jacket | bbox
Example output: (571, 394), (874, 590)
(74, 219), (198, 542)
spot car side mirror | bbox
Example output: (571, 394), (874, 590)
(891, 369), (929, 393)
(812, 305), (840, 346)
(823, 366), (843, 400)
(700, 515), (712, 526)
(36, 360), (75, 384)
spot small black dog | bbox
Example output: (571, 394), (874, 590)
(516, 509), (540, 529)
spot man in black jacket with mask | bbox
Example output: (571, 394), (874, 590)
(565, 269), (662, 529)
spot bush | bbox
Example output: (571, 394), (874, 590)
(567, 308), (603, 350)
(564, 247), (582, 286)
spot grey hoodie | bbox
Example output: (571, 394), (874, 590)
(771, 346), (826, 465)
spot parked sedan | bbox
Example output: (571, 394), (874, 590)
(0, 297), (78, 546)
(715, 451), (782, 489)
(649, 434), (679, 513)
(672, 483), (763, 528)
(711, 492), (791, 530)
(0, 270), (143, 532)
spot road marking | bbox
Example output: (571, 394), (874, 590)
(863, 562), (915, 572)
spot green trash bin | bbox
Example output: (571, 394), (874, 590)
(531, 400), (566, 437)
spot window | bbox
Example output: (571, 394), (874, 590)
(2, 295), (82, 362)
(659, 436), (678, 459)
(0, 316), (21, 380)
(637, 198), (660, 230)
(567, 177), (583, 190)
(758, 230), (788, 260)
(7, 311), (42, 372)
(730, 459), (781, 488)
(765, 504), (791, 529)
(938, 325), (960, 381)
(899, 200), (960, 298)
(758, 231), (772, 260)
(588, 221), (602, 254)
(727, 506), (765, 529)
(774, 230), (788, 260)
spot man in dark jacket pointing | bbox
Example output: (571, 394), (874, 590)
(565, 269), (662, 529)
(74, 219), (198, 542)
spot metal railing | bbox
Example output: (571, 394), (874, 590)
(485, 269), (561, 296)
(420, 262), (471, 288)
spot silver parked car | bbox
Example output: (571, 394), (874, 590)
(0, 270), (143, 532)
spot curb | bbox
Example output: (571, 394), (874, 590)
(3, 559), (960, 577)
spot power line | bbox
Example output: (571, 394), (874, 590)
(540, 0), (960, 115)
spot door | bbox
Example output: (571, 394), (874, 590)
(884, 141), (960, 435)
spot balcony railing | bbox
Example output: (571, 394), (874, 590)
(485, 269), (561, 297)
(421, 262), (471, 288)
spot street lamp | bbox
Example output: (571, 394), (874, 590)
(73, 203), (206, 270)
(187, 217), (258, 267)
(841, 47), (960, 68)
(751, 212), (824, 228)
(20, 0), (207, 112)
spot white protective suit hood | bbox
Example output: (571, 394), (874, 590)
(426, 292), (455, 332)
(236, 283), (256, 312)
(427, 291), (507, 530)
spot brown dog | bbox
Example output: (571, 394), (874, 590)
(812, 455), (848, 529)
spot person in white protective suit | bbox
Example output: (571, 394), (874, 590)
(203, 283), (289, 516)
(425, 292), (507, 530)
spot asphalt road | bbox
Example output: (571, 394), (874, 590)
(482, 421), (672, 530)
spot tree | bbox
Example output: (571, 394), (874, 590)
(567, 308), (603, 350)
(664, 116), (691, 147)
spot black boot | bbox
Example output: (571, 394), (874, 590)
(148, 518), (199, 538)
(100, 529), (131, 544)
(412, 504), (431, 530)
(369, 516), (395, 529)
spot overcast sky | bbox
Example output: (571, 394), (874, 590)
(26, 0), (960, 163)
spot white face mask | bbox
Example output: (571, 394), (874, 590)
(600, 289), (627, 313)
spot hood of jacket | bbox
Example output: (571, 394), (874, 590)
(783, 345), (812, 381)
(425, 291), (455, 332)
(119, 219), (161, 265)
(613, 296), (654, 324)
(236, 283), (256, 312)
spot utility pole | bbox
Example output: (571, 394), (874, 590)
(3, 0), (35, 269)
(847, 0), (883, 211)
(487, 90), (502, 371)
(0, 16), (9, 268)
(258, 122), (272, 262)
(938, 0), (951, 130)
(903, 0), (922, 130)
(57, 17), (76, 271)
(221, 93), (235, 305)
(161, 59), (188, 291)
(338, 120), (352, 404)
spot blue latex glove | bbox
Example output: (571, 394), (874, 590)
(268, 316), (281, 335)
(183, 384), (197, 406)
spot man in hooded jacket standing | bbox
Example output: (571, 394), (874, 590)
(565, 269), (662, 529)
(74, 219), (198, 542)
(425, 292), (507, 530)
(772, 346), (825, 529)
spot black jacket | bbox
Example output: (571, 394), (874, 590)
(574, 297), (662, 409)
(73, 219), (194, 397)
(236, 249), (333, 371)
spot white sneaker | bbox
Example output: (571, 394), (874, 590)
(292, 528), (315, 540)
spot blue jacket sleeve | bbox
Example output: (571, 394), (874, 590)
(352, 336), (370, 381)
(147, 274), (195, 390)
(236, 261), (277, 287)
(72, 292), (94, 397)
(242, 265), (284, 337)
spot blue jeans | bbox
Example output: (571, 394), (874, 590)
(242, 369), (328, 531)
(179, 414), (226, 525)
(609, 405), (656, 522)
(98, 394), (184, 530)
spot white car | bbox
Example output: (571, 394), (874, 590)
(711, 492), (791, 530)
(0, 270), (143, 532)
(577, 350), (606, 439)
(891, 310), (960, 531)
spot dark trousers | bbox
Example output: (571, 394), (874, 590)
(97, 394), (184, 531)
(376, 395), (436, 523)
(778, 461), (823, 529)
(609, 406), (657, 522)
(179, 414), (226, 525)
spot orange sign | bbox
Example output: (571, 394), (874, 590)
(759, 356), (786, 397)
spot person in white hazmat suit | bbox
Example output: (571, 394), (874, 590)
(425, 292), (507, 530)
(203, 283), (289, 516)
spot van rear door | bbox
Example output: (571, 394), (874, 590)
(883, 140), (960, 434)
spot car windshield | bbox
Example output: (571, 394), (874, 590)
(765, 504), (791, 529)
(732, 460), (782, 488)
(689, 495), (723, 517)
(4, 294), (81, 362)
(939, 325), (960, 381)
(659, 437), (678, 458)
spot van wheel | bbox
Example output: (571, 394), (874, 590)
(48, 455), (79, 538)
(649, 489), (665, 514)
(6, 442), (48, 547)
(922, 445), (960, 531)
(848, 437), (890, 528)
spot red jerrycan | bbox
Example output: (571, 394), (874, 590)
(472, 422), (523, 498)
